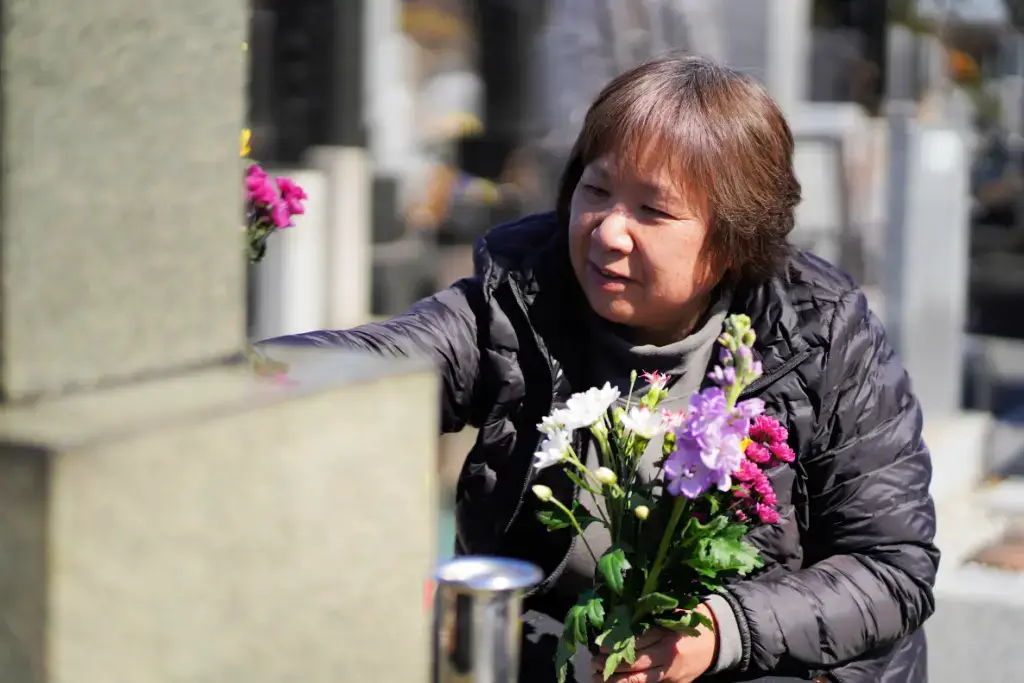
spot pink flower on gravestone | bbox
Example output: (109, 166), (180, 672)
(270, 200), (292, 228)
(246, 165), (278, 205)
(276, 176), (308, 215)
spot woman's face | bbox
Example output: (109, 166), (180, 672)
(568, 154), (719, 344)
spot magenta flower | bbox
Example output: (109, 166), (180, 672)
(745, 441), (771, 464)
(276, 176), (308, 215)
(755, 503), (780, 524)
(750, 415), (788, 444)
(770, 442), (796, 463)
(270, 200), (292, 228)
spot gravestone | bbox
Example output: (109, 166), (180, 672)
(0, 2), (437, 682)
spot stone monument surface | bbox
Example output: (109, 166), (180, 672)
(0, 2), (439, 682)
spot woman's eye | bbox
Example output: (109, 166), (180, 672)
(642, 204), (672, 218)
(582, 184), (609, 198)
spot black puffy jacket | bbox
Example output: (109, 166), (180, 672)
(268, 212), (939, 683)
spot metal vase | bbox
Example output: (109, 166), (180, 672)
(432, 556), (543, 683)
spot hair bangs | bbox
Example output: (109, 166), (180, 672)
(574, 80), (716, 214)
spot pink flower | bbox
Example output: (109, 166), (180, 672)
(246, 167), (279, 206)
(755, 503), (780, 524)
(750, 415), (788, 444)
(770, 442), (796, 463)
(276, 176), (308, 215)
(734, 459), (760, 483)
(270, 200), (291, 228)
(745, 441), (772, 464)
(732, 485), (751, 499)
(735, 510), (748, 522)
(642, 370), (669, 391)
(752, 473), (774, 498)
(661, 408), (687, 429)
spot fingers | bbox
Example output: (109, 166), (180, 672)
(635, 628), (672, 650)
(597, 628), (668, 655)
(598, 665), (670, 683)
(590, 651), (657, 675)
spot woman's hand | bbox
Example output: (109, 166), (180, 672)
(590, 604), (718, 683)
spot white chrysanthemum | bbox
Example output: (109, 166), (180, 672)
(537, 414), (563, 436)
(553, 382), (620, 430)
(620, 406), (667, 439)
(533, 429), (571, 470)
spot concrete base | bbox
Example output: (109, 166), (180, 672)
(0, 346), (438, 683)
(925, 411), (1024, 682)
(924, 410), (993, 505)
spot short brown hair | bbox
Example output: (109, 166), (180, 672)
(556, 54), (801, 282)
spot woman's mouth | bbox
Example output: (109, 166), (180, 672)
(587, 263), (632, 291)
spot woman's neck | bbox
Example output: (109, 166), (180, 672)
(624, 293), (714, 347)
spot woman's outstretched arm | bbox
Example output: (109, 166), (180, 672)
(262, 277), (487, 434)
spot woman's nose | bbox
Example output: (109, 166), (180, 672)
(592, 209), (634, 254)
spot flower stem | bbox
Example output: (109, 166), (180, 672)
(549, 497), (600, 565)
(641, 495), (688, 597)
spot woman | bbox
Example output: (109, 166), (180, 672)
(268, 55), (938, 683)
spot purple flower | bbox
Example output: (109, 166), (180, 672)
(707, 365), (737, 387)
(734, 398), (765, 420)
(684, 388), (729, 437)
(663, 439), (715, 498)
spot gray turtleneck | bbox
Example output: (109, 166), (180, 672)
(553, 291), (742, 675)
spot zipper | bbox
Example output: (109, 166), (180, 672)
(524, 427), (586, 599)
(738, 349), (812, 398)
(502, 278), (557, 537)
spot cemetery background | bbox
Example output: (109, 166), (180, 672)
(5, 1), (1024, 682)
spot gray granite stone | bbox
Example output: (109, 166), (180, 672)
(1, 0), (249, 400)
(0, 348), (438, 683)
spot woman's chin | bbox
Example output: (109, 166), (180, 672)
(585, 295), (638, 326)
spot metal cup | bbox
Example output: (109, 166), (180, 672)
(432, 556), (543, 683)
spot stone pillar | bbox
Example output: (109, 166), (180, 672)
(0, 2), (437, 683)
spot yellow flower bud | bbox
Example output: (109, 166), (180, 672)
(532, 485), (553, 502)
(240, 128), (252, 158)
(634, 505), (650, 520)
(595, 467), (617, 486)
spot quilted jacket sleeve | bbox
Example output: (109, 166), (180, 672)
(261, 278), (486, 434)
(721, 288), (940, 675)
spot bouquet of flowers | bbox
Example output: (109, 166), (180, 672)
(530, 314), (795, 682)
(240, 128), (308, 263)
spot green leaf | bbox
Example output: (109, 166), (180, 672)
(703, 536), (763, 575)
(554, 637), (575, 683)
(595, 606), (636, 681)
(633, 592), (678, 621)
(594, 605), (633, 647)
(581, 592), (606, 630)
(564, 468), (596, 494)
(570, 500), (602, 531)
(654, 609), (709, 636)
(603, 635), (637, 681)
(536, 508), (571, 531)
(535, 501), (600, 534)
(597, 547), (630, 595)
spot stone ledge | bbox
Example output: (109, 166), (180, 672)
(0, 349), (438, 683)
(0, 345), (430, 452)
